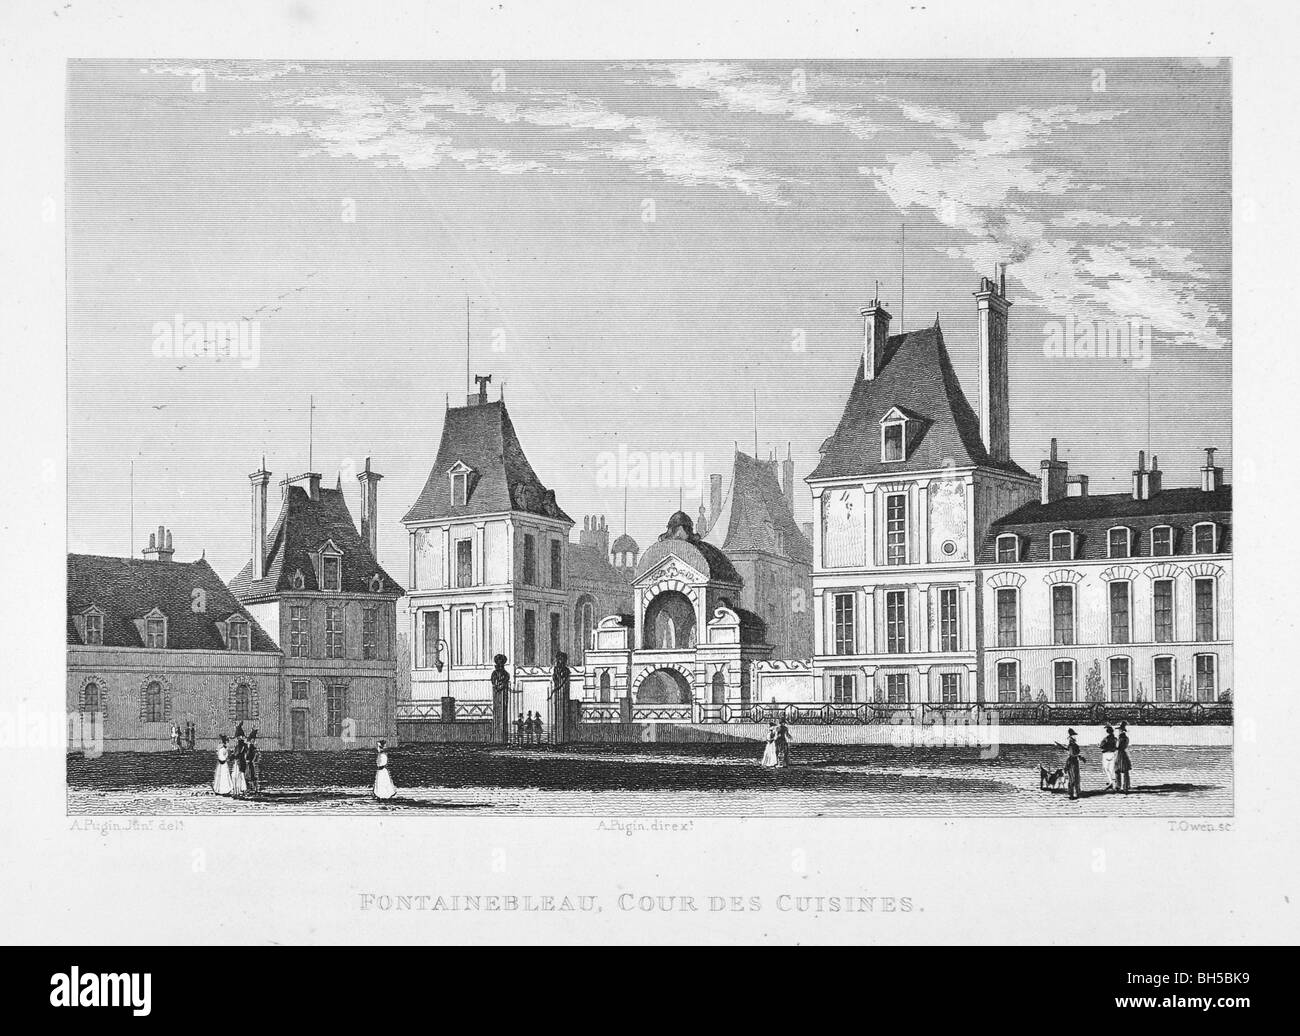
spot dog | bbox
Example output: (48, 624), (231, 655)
(1039, 764), (1065, 790)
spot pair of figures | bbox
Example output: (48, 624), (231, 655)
(1062, 724), (1132, 800)
(212, 724), (260, 797)
(761, 720), (794, 768)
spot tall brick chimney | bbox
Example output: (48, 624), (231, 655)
(142, 525), (175, 562)
(782, 443), (795, 514)
(975, 268), (1012, 464)
(357, 456), (383, 559)
(1201, 447), (1223, 492)
(1131, 450), (1162, 500)
(861, 294), (892, 380)
(250, 459), (270, 579)
(1040, 438), (1068, 504)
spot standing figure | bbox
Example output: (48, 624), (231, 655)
(1099, 725), (1118, 791)
(1064, 728), (1083, 801)
(1115, 721), (1133, 793)
(524, 711), (534, 745)
(229, 725), (248, 798)
(491, 654), (512, 745)
(775, 719), (794, 767)
(533, 712), (545, 745)
(373, 739), (397, 800)
(515, 712), (526, 746)
(170, 723), (181, 751)
(212, 735), (233, 796)
(245, 729), (261, 796)
(761, 724), (779, 768)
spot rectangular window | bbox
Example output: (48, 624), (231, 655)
(452, 471), (468, 507)
(1109, 581), (1131, 644)
(1108, 528), (1129, 558)
(996, 535), (1018, 563)
(1109, 657), (1131, 702)
(1194, 524), (1215, 554)
(549, 612), (562, 664)
(362, 605), (378, 660)
(1194, 578), (1216, 641)
(145, 617), (166, 648)
(522, 534), (537, 585)
(997, 661), (1018, 703)
(886, 673), (909, 704)
(1154, 657), (1173, 702)
(885, 494), (907, 566)
(322, 555), (341, 591)
(885, 590), (907, 654)
(550, 539), (563, 589)
(1053, 660), (1075, 702)
(291, 680), (309, 701)
(940, 673), (960, 704)
(832, 593), (855, 655)
(456, 538), (473, 588)
(229, 619), (250, 652)
(325, 605), (344, 659)
(1153, 579), (1174, 643)
(1051, 585), (1075, 646)
(1195, 654), (1217, 702)
(289, 605), (309, 657)
(325, 683), (346, 737)
(883, 423), (904, 461)
(831, 674), (855, 703)
(1151, 526), (1173, 556)
(523, 609), (536, 666)
(996, 589), (1018, 648)
(1049, 531), (1072, 561)
(421, 610), (440, 669)
(939, 588), (959, 652)
(85, 613), (103, 646)
(455, 609), (475, 667)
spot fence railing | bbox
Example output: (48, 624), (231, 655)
(395, 701), (493, 723)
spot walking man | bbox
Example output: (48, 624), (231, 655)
(515, 712), (526, 746)
(1064, 728), (1083, 801)
(1115, 721), (1133, 793)
(1100, 724), (1118, 791)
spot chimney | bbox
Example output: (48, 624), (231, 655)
(467, 373), (492, 406)
(975, 270), (1012, 464)
(1131, 451), (1150, 500)
(1201, 447), (1224, 492)
(250, 460), (271, 579)
(307, 473), (322, 500)
(1066, 475), (1089, 498)
(782, 443), (795, 514)
(142, 524), (175, 562)
(356, 456), (383, 559)
(1148, 454), (1162, 496)
(860, 295), (892, 380)
(1039, 437), (1068, 505)
(709, 473), (723, 530)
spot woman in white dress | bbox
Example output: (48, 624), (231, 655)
(212, 735), (233, 795)
(761, 725), (779, 768)
(373, 739), (397, 800)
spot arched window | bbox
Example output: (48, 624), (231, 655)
(711, 670), (726, 705)
(143, 681), (164, 723)
(233, 682), (251, 722)
(599, 671), (612, 703)
(81, 681), (102, 713)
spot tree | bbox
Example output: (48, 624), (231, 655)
(1084, 660), (1104, 703)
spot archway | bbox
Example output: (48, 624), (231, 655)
(711, 671), (726, 705)
(599, 671), (612, 703)
(643, 590), (696, 650)
(636, 667), (693, 705)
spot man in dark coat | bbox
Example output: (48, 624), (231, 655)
(244, 729), (260, 795)
(1064, 728), (1083, 800)
(1100, 724), (1118, 791)
(775, 719), (793, 767)
(1115, 721), (1133, 793)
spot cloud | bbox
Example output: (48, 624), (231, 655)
(879, 95), (966, 131)
(142, 62), (306, 82)
(1053, 209), (1172, 228)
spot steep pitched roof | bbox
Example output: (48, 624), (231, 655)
(705, 450), (812, 565)
(228, 483), (404, 601)
(403, 399), (572, 524)
(809, 327), (1030, 481)
(979, 485), (1232, 563)
(68, 554), (279, 652)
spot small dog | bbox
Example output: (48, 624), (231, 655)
(1039, 764), (1065, 790)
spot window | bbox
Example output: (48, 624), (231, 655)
(325, 605), (344, 659)
(228, 618), (250, 652)
(940, 673), (960, 704)
(1049, 531), (1073, 561)
(549, 612), (562, 664)
(995, 535), (1018, 563)
(1153, 657), (1174, 702)
(833, 593), (855, 655)
(289, 605), (308, 657)
(996, 661), (1018, 703)
(455, 609), (475, 667)
(939, 588), (959, 652)
(885, 590), (907, 653)
(522, 534), (537, 585)
(1193, 522), (1216, 554)
(885, 494), (907, 566)
(1109, 581), (1131, 644)
(362, 605), (378, 660)
(1195, 654), (1217, 702)
(1109, 657), (1131, 702)
(84, 612), (103, 646)
(1051, 585), (1075, 646)
(455, 539), (473, 588)
(550, 539), (563, 589)
(451, 468), (469, 506)
(523, 609), (537, 666)
(1153, 579), (1174, 643)
(143, 680), (164, 722)
(886, 673), (909, 704)
(1108, 527), (1130, 559)
(291, 680), (309, 701)
(325, 683), (346, 737)
(1194, 577), (1216, 641)
(1151, 526), (1174, 557)
(233, 682), (251, 722)
(882, 421), (904, 462)
(996, 589), (1018, 648)
(831, 674), (855, 703)
(1053, 660), (1075, 702)
(82, 681), (102, 713)
(422, 610), (441, 669)
(145, 616), (166, 649)
(322, 554), (341, 592)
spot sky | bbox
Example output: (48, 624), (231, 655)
(67, 58), (1231, 582)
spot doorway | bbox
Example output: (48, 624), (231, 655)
(290, 708), (308, 750)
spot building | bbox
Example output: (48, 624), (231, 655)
(566, 514), (635, 666)
(805, 274), (1038, 707)
(976, 445), (1232, 708)
(229, 461), (404, 750)
(701, 448), (813, 659)
(68, 527), (283, 752)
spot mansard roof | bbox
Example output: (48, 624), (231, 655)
(704, 450), (812, 565)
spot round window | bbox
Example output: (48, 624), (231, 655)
(941, 539), (958, 557)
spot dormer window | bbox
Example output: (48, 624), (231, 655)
(880, 408), (909, 463)
(1049, 530), (1074, 562)
(995, 534), (1019, 563)
(1107, 527), (1131, 559)
(1193, 522), (1217, 554)
(227, 617), (251, 652)
(448, 460), (475, 507)
(1151, 525), (1174, 557)
(84, 608), (104, 646)
(317, 540), (343, 592)
(143, 610), (167, 648)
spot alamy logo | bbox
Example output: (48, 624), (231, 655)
(49, 967), (152, 1016)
